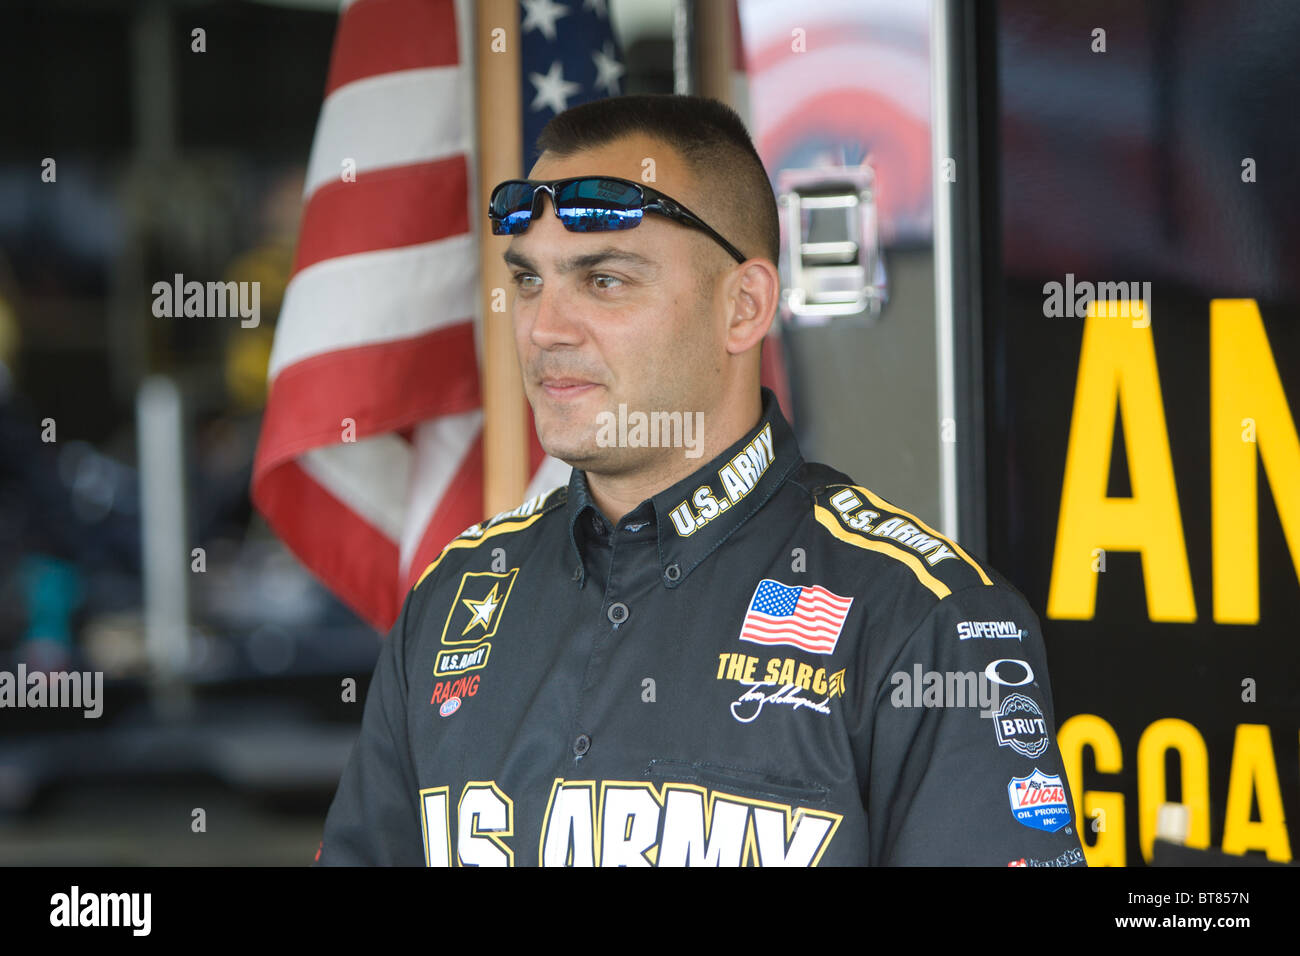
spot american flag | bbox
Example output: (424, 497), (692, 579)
(738, 579), (853, 655)
(250, 0), (620, 631)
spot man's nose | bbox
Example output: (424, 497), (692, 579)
(515, 193), (585, 347)
(527, 272), (582, 349)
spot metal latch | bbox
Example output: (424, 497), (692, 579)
(776, 165), (887, 324)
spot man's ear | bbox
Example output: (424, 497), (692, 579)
(724, 259), (780, 355)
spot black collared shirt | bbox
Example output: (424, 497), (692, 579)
(317, 388), (1087, 867)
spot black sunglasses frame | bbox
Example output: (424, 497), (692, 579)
(489, 176), (749, 265)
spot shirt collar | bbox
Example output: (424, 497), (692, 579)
(565, 387), (802, 588)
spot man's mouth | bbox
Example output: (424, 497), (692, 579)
(540, 378), (600, 399)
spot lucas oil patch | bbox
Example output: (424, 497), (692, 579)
(1007, 769), (1071, 832)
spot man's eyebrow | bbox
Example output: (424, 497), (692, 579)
(502, 246), (659, 274)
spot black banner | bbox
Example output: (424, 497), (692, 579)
(983, 1), (1300, 865)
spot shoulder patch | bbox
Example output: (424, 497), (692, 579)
(413, 485), (567, 591)
(812, 483), (993, 598)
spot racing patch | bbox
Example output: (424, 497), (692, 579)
(431, 674), (480, 712)
(737, 579), (853, 655)
(1007, 769), (1071, 833)
(993, 693), (1051, 758)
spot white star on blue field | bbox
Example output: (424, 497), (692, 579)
(521, 0), (626, 169)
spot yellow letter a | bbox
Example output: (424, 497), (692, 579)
(1047, 301), (1195, 621)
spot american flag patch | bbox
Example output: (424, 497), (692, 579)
(738, 580), (854, 655)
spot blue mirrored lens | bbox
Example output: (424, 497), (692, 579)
(491, 179), (649, 235)
(491, 183), (537, 234)
(555, 179), (644, 232)
(492, 182), (535, 213)
(556, 206), (643, 231)
(561, 178), (643, 205)
(494, 210), (533, 234)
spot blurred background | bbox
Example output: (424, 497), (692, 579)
(1, 0), (388, 864)
(0, 0), (723, 867)
(1, 0), (1297, 866)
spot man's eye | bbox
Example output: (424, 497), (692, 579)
(591, 274), (623, 291)
(511, 272), (540, 290)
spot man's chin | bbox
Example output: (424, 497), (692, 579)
(536, 426), (627, 472)
(538, 436), (603, 470)
(533, 404), (603, 461)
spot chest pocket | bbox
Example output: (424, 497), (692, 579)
(644, 757), (830, 806)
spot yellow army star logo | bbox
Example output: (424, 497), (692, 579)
(435, 568), (519, 678)
(440, 568), (519, 647)
(461, 582), (503, 636)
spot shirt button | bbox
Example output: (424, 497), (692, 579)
(573, 733), (591, 757)
(607, 602), (629, 624)
(664, 563), (681, 583)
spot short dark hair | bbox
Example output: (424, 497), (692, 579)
(534, 94), (780, 269)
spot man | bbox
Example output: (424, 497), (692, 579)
(316, 94), (1086, 867)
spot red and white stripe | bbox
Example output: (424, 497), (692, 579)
(252, 0), (569, 632)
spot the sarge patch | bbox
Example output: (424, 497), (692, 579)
(716, 652), (848, 724)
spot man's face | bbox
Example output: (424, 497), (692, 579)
(505, 133), (733, 476)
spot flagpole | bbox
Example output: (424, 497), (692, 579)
(694, 0), (736, 104)
(476, 0), (529, 515)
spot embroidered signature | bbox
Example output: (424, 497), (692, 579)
(730, 681), (833, 724)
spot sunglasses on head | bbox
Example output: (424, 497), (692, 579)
(488, 175), (748, 264)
